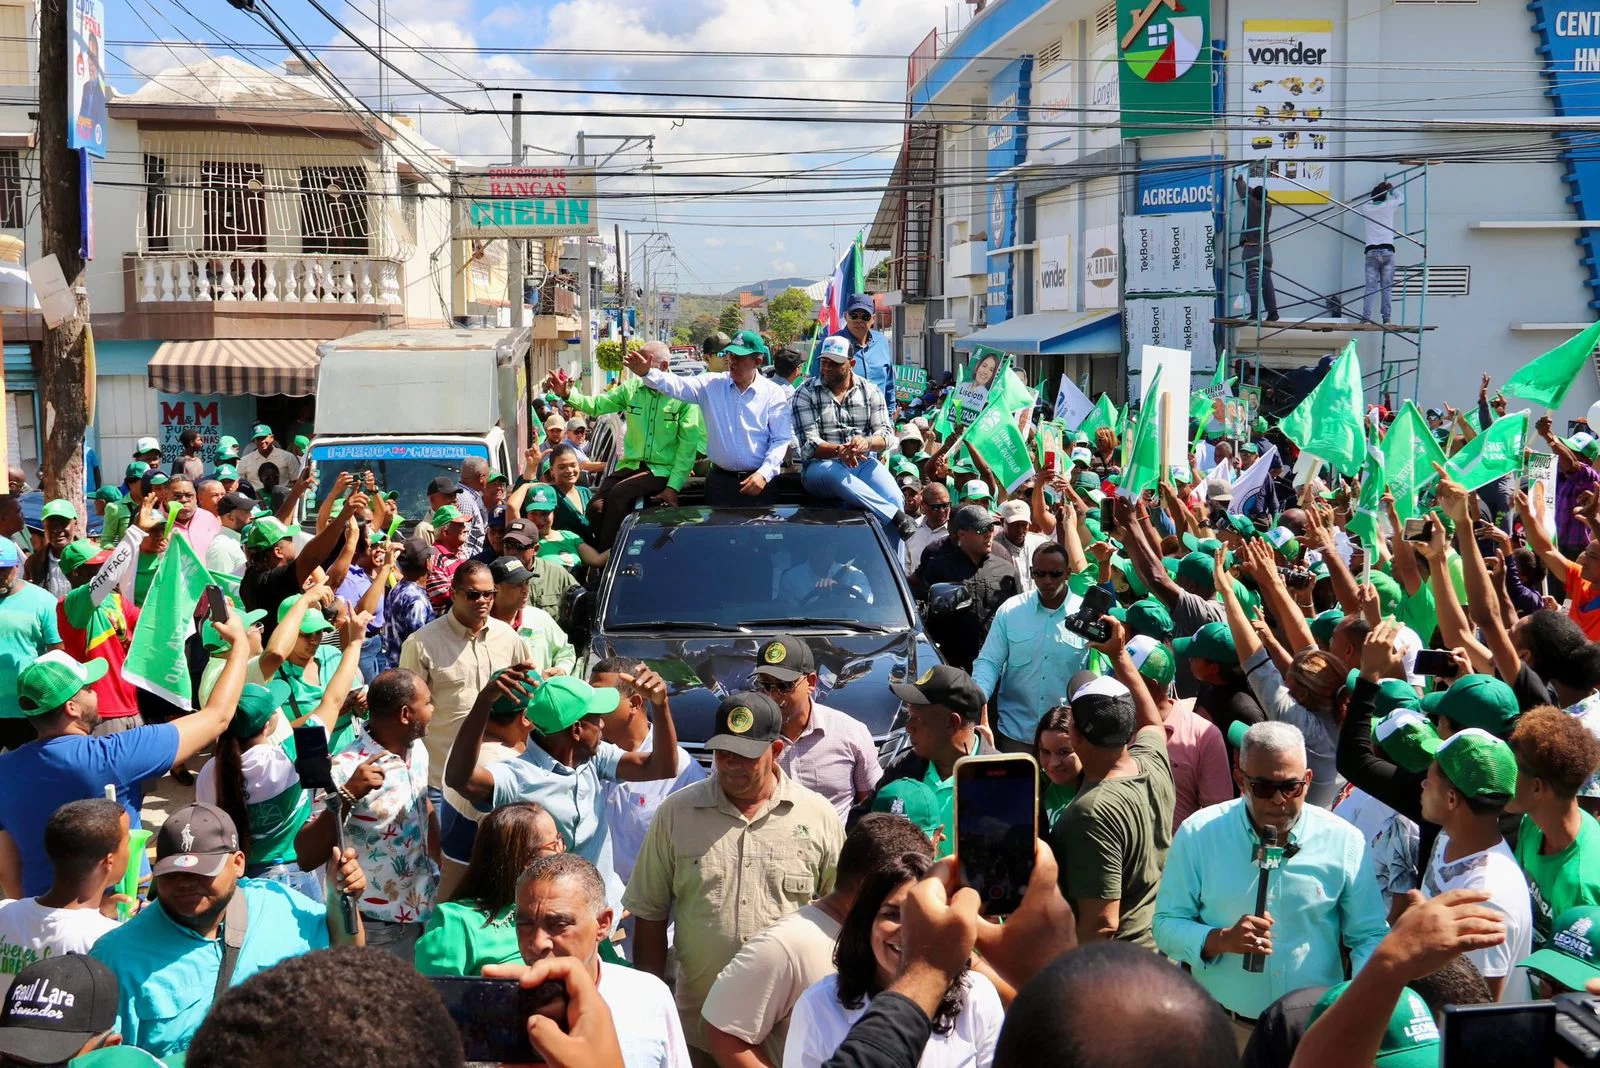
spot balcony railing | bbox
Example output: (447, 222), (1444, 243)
(537, 277), (577, 316)
(133, 252), (403, 306)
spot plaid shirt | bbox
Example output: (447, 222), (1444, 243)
(791, 374), (894, 463)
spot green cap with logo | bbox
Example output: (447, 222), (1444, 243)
(41, 499), (77, 523)
(1372, 708), (1441, 773)
(251, 423), (273, 440)
(1124, 597), (1175, 641)
(1126, 635), (1176, 690)
(1264, 526), (1301, 561)
(1421, 674), (1520, 738)
(1171, 620), (1238, 666)
(243, 517), (299, 550)
(1223, 513), (1260, 539)
(214, 464), (239, 481)
(526, 676), (619, 735)
(870, 778), (943, 840)
(722, 329), (770, 359)
(1308, 982), (1439, 1067)
(1521, 906), (1600, 993)
(14, 652), (107, 717)
(1564, 431), (1600, 462)
(1434, 727), (1518, 801)
(523, 484), (558, 514)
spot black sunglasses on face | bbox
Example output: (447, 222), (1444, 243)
(925, 502), (951, 511)
(1245, 777), (1307, 800)
(756, 676), (800, 693)
(458, 588), (495, 601)
(848, 311), (872, 320)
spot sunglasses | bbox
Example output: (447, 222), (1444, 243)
(457, 588), (495, 601)
(1245, 777), (1308, 800)
(847, 311), (873, 320)
(756, 676), (800, 694)
(925, 502), (951, 511)
(1030, 568), (1066, 579)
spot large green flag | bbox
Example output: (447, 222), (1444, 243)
(124, 534), (212, 710)
(1279, 341), (1366, 477)
(1119, 367), (1164, 497)
(1381, 401), (1447, 522)
(984, 360), (1036, 417)
(1079, 394), (1119, 437)
(964, 400), (1034, 494)
(1347, 421), (1386, 553)
(1502, 321), (1600, 410)
(1445, 410), (1530, 492)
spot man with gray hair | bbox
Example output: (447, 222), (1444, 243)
(455, 457), (490, 560)
(1154, 720), (1390, 1051)
(485, 853), (691, 1068)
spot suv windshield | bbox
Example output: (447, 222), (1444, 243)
(308, 442), (489, 527)
(605, 520), (911, 630)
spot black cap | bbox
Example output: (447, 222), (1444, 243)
(752, 636), (815, 682)
(0, 955), (119, 1064)
(949, 504), (998, 535)
(489, 555), (536, 586)
(152, 802), (240, 878)
(396, 537), (433, 571)
(702, 330), (731, 356)
(217, 491), (256, 517)
(427, 476), (459, 498)
(1069, 676), (1137, 748)
(503, 519), (538, 549)
(890, 665), (984, 722)
(706, 691), (784, 758)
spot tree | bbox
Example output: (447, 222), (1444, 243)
(865, 258), (890, 287)
(594, 337), (644, 373)
(717, 304), (744, 336)
(765, 287), (816, 346)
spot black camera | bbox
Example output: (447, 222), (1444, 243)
(1063, 585), (1113, 643)
(1442, 993), (1600, 1066)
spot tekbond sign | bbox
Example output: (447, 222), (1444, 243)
(456, 166), (598, 238)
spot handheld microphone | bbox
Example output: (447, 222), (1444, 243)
(1243, 825), (1278, 974)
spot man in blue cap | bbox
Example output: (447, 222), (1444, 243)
(831, 292), (892, 409)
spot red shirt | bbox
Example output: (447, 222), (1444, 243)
(56, 589), (142, 719)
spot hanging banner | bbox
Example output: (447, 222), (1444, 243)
(986, 57), (1033, 327)
(69, 0), (108, 159)
(1122, 213), (1217, 295)
(1117, 0), (1214, 138)
(1125, 296), (1217, 371)
(456, 166), (599, 237)
(1240, 20), (1334, 203)
(954, 350), (1004, 427)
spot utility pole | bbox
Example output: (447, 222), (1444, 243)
(576, 131), (592, 388)
(508, 92), (524, 328)
(37, 0), (88, 509)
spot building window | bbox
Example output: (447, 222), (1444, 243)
(299, 166), (370, 255)
(201, 161), (268, 253)
(0, 150), (21, 228)
(143, 154), (168, 251)
(399, 173), (419, 234)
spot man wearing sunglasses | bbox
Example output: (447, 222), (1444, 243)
(903, 483), (951, 573)
(830, 292), (893, 410)
(1154, 721), (1389, 1050)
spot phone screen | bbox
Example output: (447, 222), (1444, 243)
(1412, 649), (1456, 677)
(1442, 1002), (1554, 1068)
(954, 755), (1038, 917)
(1099, 497), (1115, 532)
(428, 977), (557, 1064)
(1403, 518), (1433, 543)
(291, 724), (334, 792)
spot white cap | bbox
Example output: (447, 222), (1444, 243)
(962, 479), (993, 502)
(998, 499), (1029, 524)
(1394, 624), (1425, 689)
(819, 336), (852, 362)
(135, 437), (159, 454)
(1069, 675), (1131, 702)
(1071, 447), (1094, 466)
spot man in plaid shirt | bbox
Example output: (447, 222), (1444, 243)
(793, 335), (918, 548)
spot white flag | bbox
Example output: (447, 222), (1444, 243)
(1228, 444), (1279, 515)
(1053, 374), (1095, 429)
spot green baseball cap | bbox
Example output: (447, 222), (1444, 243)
(1308, 982), (1438, 1067)
(1371, 677), (1424, 718)
(1521, 906), (1600, 993)
(292, 435), (310, 451)
(1564, 432), (1600, 462)
(1073, 470), (1101, 495)
(1264, 526), (1301, 560)
(1434, 727), (1518, 801)
(1370, 571), (1403, 617)
(243, 517), (299, 550)
(1127, 635), (1177, 689)
(1181, 533), (1224, 555)
(487, 471), (509, 485)
(214, 464), (239, 481)
(1239, 442), (1259, 456)
(1223, 513), (1260, 539)
(1253, 416), (1269, 434)
(217, 435), (239, 452)
(1176, 551), (1217, 593)
(722, 329), (770, 359)
(41, 499), (77, 523)
(59, 540), (111, 575)
(201, 607), (267, 650)
(92, 485), (124, 503)
(1309, 609), (1344, 647)
(228, 681), (292, 741)
(431, 504), (466, 528)
(1171, 621), (1238, 666)
(251, 423), (273, 440)
(278, 595), (333, 635)
(1125, 598), (1175, 641)
(15, 652), (107, 716)
(523, 484), (558, 514)
(1108, 555), (1148, 598)
(124, 461), (150, 482)
(1421, 674), (1520, 737)
(869, 778), (942, 840)
(949, 453), (978, 476)
(484, 667), (537, 720)
(525, 676), (619, 735)
(1372, 708), (1441, 773)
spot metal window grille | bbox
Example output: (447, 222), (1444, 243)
(298, 166), (370, 255)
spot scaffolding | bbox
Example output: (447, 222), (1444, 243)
(1214, 159), (1435, 409)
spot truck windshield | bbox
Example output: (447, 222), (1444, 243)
(308, 442), (489, 528)
(605, 521), (912, 630)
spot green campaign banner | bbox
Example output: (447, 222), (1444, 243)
(964, 400), (1034, 494)
(1445, 411), (1529, 492)
(894, 365), (928, 405)
(1381, 401), (1446, 522)
(1118, 0), (1214, 138)
(124, 534), (211, 710)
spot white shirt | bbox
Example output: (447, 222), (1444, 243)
(643, 367), (793, 480)
(204, 526), (248, 577)
(236, 446), (301, 491)
(784, 971), (1003, 1068)
(597, 960), (693, 1068)
(994, 530), (1050, 595)
(1333, 787), (1419, 900)
(1360, 193), (1403, 248)
(1422, 833), (1533, 991)
(904, 519), (947, 573)
(0, 898), (118, 994)
(603, 741), (706, 884)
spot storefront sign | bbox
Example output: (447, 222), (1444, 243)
(1122, 213), (1217, 296)
(158, 398), (222, 466)
(986, 57), (1032, 327)
(69, 0), (107, 158)
(1084, 225), (1119, 310)
(1117, 0), (1213, 137)
(1531, 2), (1600, 308)
(1085, 39), (1122, 152)
(1240, 20), (1334, 203)
(1030, 60), (1077, 159)
(1038, 234), (1074, 312)
(456, 166), (598, 237)
(1137, 155), (1223, 214)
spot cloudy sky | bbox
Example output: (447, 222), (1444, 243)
(103, 0), (960, 293)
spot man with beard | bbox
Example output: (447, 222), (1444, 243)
(91, 802), (366, 1062)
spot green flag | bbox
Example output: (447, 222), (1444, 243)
(932, 385), (958, 439)
(1445, 410), (1530, 492)
(1079, 394), (1119, 437)
(1501, 321), (1600, 410)
(985, 361), (1036, 417)
(1381, 401), (1447, 522)
(124, 534), (212, 710)
(1347, 421), (1386, 553)
(1119, 367), (1164, 497)
(1279, 341), (1366, 477)
(1189, 391), (1213, 425)
(964, 401), (1034, 494)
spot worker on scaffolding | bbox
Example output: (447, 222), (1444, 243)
(1234, 160), (1279, 323)
(1360, 181), (1404, 325)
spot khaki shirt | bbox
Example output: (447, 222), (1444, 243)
(700, 903), (841, 1065)
(622, 769), (841, 1051)
(399, 612), (530, 789)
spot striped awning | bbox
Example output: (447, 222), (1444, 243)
(147, 338), (326, 397)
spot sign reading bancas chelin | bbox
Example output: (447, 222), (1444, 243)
(456, 166), (599, 237)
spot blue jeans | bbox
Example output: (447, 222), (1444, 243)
(802, 456), (905, 548)
(359, 632), (384, 684)
(1363, 247), (1396, 322)
(246, 860), (325, 903)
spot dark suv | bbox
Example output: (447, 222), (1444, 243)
(566, 505), (941, 765)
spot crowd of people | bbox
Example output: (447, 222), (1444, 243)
(0, 320), (1596, 1068)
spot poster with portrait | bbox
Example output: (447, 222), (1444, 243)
(69, 0), (108, 158)
(955, 349), (1003, 426)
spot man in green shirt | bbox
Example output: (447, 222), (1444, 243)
(544, 341), (704, 550)
(98, 463), (148, 550)
(501, 519), (575, 620)
(1510, 706), (1600, 947)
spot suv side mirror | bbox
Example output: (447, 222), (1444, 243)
(562, 586), (594, 652)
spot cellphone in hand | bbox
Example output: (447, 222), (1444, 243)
(202, 585), (229, 626)
(429, 976), (563, 1064)
(1402, 517), (1435, 543)
(291, 724), (334, 793)
(954, 754), (1038, 918)
(1099, 497), (1116, 532)
(1412, 649), (1458, 678)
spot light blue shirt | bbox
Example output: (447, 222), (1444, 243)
(90, 879), (329, 1060)
(970, 589), (1089, 743)
(643, 367), (793, 481)
(1152, 797), (1390, 1019)
(489, 739), (627, 905)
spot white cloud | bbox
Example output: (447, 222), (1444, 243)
(479, 7), (522, 29)
(703, 236), (726, 248)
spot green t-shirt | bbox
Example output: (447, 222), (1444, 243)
(0, 582), (62, 716)
(1397, 584), (1439, 649)
(1516, 812), (1600, 948)
(237, 733), (312, 866)
(536, 530), (584, 571)
(921, 735), (987, 861)
(1050, 729), (1174, 949)
(99, 501), (130, 549)
(413, 901), (521, 977)
(1042, 780), (1077, 831)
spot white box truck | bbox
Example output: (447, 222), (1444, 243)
(308, 328), (531, 528)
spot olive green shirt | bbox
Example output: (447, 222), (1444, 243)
(567, 378), (705, 490)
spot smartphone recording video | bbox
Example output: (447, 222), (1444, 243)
(1403, 517), (1435, 544)
(429, 976), (561, 1064)
(1412, 649), (1457, 678)
(954, 754), (1038, 918)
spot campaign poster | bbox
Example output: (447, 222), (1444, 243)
(69, 0), (108, 159)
